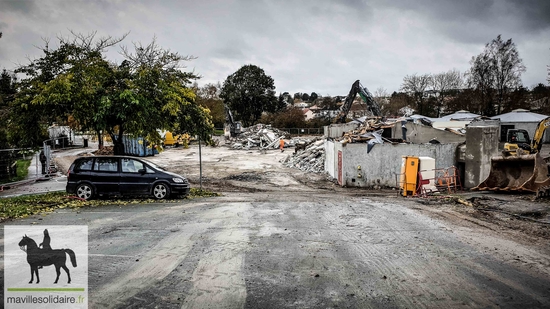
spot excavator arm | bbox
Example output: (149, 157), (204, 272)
(224, 103), (242, 137)
(357, 84), (382, 117)
(530, 117), (550, 153)
(334, 80), (360, 123)
(334, 80), (382, 123)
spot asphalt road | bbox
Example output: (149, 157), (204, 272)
(2, 191), (550, 308)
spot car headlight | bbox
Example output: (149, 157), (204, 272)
(173, 178), (184, 183)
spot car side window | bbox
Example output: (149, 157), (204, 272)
(75, 158), (93, 171)
(145, 165), (156, 174)
(94, 158), (119, 172)
(122, 159), (145, 173)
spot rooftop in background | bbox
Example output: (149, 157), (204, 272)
(440, 110), (481, 121)
(491, 109), (549, 123)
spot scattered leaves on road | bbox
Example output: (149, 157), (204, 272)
(0, 188), (220, 221)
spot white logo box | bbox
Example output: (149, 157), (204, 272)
(4, 225), (88, 308)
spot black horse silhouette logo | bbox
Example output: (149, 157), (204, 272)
(18, 229), (77, 284)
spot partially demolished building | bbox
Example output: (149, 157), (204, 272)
(225, 113), (502, 192)
(321, 115), (499, 190)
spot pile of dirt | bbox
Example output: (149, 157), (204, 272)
(93, 146), (114, 155)
(224, 172), (263, 182)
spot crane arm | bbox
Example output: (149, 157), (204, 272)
(531, 117), (550, 153)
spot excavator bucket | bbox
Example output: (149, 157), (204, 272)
(473, 153), (550, 196)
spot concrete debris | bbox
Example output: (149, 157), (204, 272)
(281, 138), (326, 173)
(228, 124), (289, 150)
(282, 118), (401, 174)
(339, 117), (401, 145)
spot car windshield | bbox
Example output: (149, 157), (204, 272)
(141, 159), (166, 171)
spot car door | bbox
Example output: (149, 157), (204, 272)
(71, 157), (94, 182)
(91, 157), (120, 195)
(120, 158), (151, 195)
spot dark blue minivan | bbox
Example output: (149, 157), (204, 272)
(66, 156), (190, 200)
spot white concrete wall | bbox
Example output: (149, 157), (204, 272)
(324, 123), (359, 138)
(330, 142), (460, 187)
(394, 122), (466, 144)
(325, 140), (336, 178)
(464, 124), (499, 188)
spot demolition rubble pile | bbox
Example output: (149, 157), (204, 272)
(282, 118), (402, 173)
(229, 124), (289, 150)
(340, 117), (398, 144)
(281, 138), (326, 173)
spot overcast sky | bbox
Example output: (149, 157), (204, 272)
(1, 0), (549, 96)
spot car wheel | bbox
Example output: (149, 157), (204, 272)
(76, 183), (93, 200)
(153, 183), (170, 199)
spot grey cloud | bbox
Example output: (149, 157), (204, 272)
(375, 0), (549, 44)
(0, 0), (38, 13)
(507, 0), (550, 32)
(213, 45), (247, 60)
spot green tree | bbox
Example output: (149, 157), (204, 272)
(194, 82), (225, 128)
(220, 64), (279, 127)
(11, 32), (213, 153)
(309, 92), (319, 103)
(0, 70), (16, 148)
(108, 38), (210, 152)
(10, 32), (126, 148)
(260, 107), (306, 128)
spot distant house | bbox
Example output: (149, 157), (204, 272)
(490, 109), (550, 143)
(303, 108), (314, 120)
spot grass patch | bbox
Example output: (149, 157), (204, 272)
(15, 159), (31, 180)
(0, 159), (31, 184)
(0, 189), (220, 221)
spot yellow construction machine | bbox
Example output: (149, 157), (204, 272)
(503, 117), (550, 156)
(473, 117), (550, 197)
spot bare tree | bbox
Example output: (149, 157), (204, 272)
(61, 30), (128, 54)
(195, 82), (222, 99)
(400, 73), (431, 115)
(487, 35), (525, 114)
(373, 87), (389, 115)
(468, 35), (525, 115)
(430, 69), (463, 117)
(120, 36), (197, 71)
(467, 52), (495, 116)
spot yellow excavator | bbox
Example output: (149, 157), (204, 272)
(473, 117), (550, 197)
(503, 117), (550, 156)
